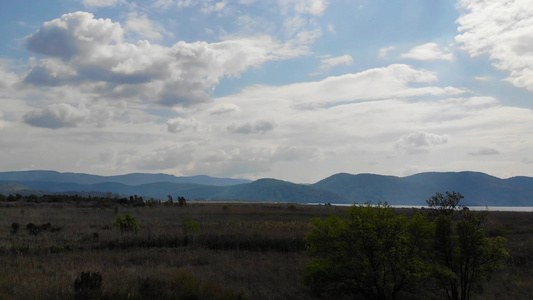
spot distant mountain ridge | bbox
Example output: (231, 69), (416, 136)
(0, 170), (251, 186)
(312, 171), (533, 206)
(0, 170), (532, 206)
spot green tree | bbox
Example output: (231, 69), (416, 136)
(424, 192), (508, 300)
(426, 191), (466, 219)
(304, 203), (429, 300)
(428, 211), (507, 300)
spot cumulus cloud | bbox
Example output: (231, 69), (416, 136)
(23, 103), (90, 129)
(0, 61), (20, 88)
(227, 120), (276, 134)
(468, 148), (500, 156)
(167, 117), (198, 133)
(23, 58), (78, 86)
(400, 43), (455, 62)
(395, 131), (448, 154)
(25, 12), (123, 60)
(456, 0), (533, 90)
(23, 12), (311, 106)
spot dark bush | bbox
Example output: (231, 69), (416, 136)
(10, 222), (19, 235)
(26, 223), (41, 235)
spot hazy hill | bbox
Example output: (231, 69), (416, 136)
(0, 182), (34, 195)
(311, 173), (435, 205)
(0, 170), (250, 186)
(313, 171), (533, 206)
(0, 170), (532, 206)
(211, 178), (346, 203)
(0, 178), (343, 204)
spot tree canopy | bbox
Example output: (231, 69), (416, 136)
(304, 194), (508, 300)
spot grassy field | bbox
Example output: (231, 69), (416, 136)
(0, 201), (531, 299)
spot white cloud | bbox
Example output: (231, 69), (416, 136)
(83, 0), (121, 7)
(327, 24), (335, 34)
(279, 0), (328, 16)
(134, 144), (195, 170)
(456, 0), (533, 90)
(252, 64), (464, 109)
(395, 131), (448, 154)
(321, 54), (353, 68)
(379, 46), (395, 59)
(0, 60), (20, 88)
(124, 13), (166, 40)
(209, 103), (241, 115)
(474, 76), (491, 81)
(25, 12), (123, 60)
(284, 16), (307, 37)
(310, 54), (353, 75)
(400, 43), (455, 62)
(201, 1), (227, 14)
(23, 12), (312, 106)
(23, 103), (90, 129)
(167, 117), (198, 133)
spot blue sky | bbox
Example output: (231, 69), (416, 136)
(1, 0), (532, 183)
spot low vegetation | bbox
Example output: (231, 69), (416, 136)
(0, 193), (531, 299)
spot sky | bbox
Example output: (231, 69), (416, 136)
(0, 0), (532, 183)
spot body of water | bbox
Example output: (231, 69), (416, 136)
(317, 203), (533, 212)
(391, 205), (533, 212)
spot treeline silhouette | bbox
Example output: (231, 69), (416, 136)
(0, 192), (183, 206)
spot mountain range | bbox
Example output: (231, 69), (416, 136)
(0, 170), (532, 206)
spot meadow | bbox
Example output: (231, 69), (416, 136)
(0, 199), (531, 299)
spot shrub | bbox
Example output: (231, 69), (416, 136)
(25, 222), (53, 235)
(182, 216), (200, 236)
(26, 223), (41, 235)
(10, 222), (19, 235)
(114, 214), (140, 234)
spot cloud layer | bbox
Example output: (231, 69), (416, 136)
(456, 0), (533, 90)
(1, 1), (533, 183)
(23, 12), (312, 106)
